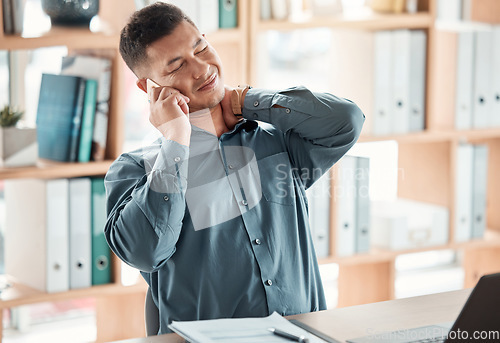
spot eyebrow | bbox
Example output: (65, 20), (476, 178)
(166, 38), (204, 66)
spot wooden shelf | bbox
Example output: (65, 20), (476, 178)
(206, 28), (243, 44)
(0, 275), (147, 309)
(0, 160), (113, 180)
(318, 230), (500, 266)
(0, 26), (119, 50)
(257, 10), (433, 32)
(358, 128), (500, 143)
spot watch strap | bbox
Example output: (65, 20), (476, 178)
(231, 85), (251, 116)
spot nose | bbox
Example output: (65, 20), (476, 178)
(192, 58), (209, 80)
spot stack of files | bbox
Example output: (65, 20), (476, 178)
(162, 0), (219, 34)
(4, 177), (111, 293)
(333, 155), (370, 257)
(36, 73), (98, 163)
(330, 29), (427, 136)
(436, 0), (463, 22)
(454, 143), (488, 242)
(169, 311), (337, 342)
(306, 171), (331, 258)
(60, 54), (112, 162)
(432, 23), (500, 130)
(260, 0), (342, 21)
(438, 0), (500, 22)
(137, 0), (237, 29)
(2, 0), (25, 35)
(371, 198), (449, 251)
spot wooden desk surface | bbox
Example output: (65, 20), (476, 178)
(114, 289), (471, 343)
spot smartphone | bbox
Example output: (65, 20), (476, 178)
(147, 78), (161, 102)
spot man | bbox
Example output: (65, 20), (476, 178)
(105, 2), (364, 335)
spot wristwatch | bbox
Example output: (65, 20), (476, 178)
(231, 85), (251, 117)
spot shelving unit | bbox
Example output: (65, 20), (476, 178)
(247, 0), (500, 308)
(0, 0), (249, 342)
(0, 0), (143, 341)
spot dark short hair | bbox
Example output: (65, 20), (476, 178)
(119, 2), (196, 74)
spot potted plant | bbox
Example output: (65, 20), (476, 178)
(0, 105), (37, 167)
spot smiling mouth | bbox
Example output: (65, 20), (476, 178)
(198, 73), (217, 91)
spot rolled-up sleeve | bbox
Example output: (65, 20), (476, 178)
(242, 86), (365, 188)
(104, 138), (189, 272)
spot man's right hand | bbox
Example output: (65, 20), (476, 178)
(148, 81), (192, 146)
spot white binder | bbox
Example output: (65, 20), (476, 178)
(69, 178), (92, 289)
(306, 171), (331, 259)
(355, 156), (370, 253)
(330, 29), (375, 136)
(471, 145), (488, 239)
(455, 30), (474, 130)
(197, 0), (219, 34)
(408, 30), (427, 132)
(163, 0), (197, 21)
(436, 0), (462, 22)
(335, 156), (357, 257)
(46, 179), (70, 293)
(260, 0), (272, 20)
(330, 30), (394, 137)
(5, 179), (48, 292)
(472, 27), (493, 129)
(372, 31), (393, 136)
(5, 179), (69, 293)
(391, 30), (411, 135)
(270, 0), (288, 20)
(454, 144), (474, 242)
(491, 26), (500, 127)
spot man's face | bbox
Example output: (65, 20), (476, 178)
(141, 20), (225, 113)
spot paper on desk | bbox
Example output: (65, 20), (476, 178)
(168, 311), (329, 343)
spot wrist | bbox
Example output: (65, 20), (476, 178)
(230, 85), (251, 116)
(157, 118), (191, 147)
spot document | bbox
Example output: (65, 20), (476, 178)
(169, 312), (329, 342)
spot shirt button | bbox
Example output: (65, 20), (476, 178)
(253, 100), (259, 107)
(174, 156), (181, 163)
(285, 108), (291, 113)
(228, 164), (234, 169)
(265, 279), (273, 286)
(163, 195), (169, 201)
(254, 238), (261, 245)
(241, 200), (248, 206)
(253, 113), (258, 118)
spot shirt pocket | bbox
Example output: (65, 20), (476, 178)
(257, 152), (295, 206)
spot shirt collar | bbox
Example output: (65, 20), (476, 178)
(233, 119), (258, 133)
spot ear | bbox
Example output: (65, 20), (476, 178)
(136, 78), (147, 93)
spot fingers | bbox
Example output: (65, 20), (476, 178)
(175, 94), (190, 115)
(150, 86), (190, 105)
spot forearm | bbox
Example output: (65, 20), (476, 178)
(241, 86), (365, 188)
(242, 86), (365, 145)
(104, 139), (189, 272)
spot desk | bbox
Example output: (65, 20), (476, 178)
(114, 289), (471, 343)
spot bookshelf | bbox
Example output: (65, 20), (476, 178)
(0, 0), (249, 342)
(247, 0), (500, 308)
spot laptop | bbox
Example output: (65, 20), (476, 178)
(347, 272), (500, 343)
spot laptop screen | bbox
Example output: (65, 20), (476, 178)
(446, 272), (500, 343)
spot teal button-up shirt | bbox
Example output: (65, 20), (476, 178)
(104, 86), (364, 334)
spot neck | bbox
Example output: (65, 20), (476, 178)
(209, 104), (230, 137)
(189, 104), (229, 137)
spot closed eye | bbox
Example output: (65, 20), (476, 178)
(195, 45), (208, 55)
(171, 62), (184, 73)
